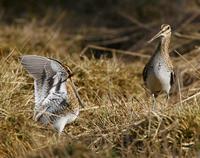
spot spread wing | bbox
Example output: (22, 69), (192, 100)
(20, 55), (54, 79)
(21, 55), (55, 106)
(21, 55), (56, 106)
(21, 55), (70, 123)
(21, 55), (83, 131)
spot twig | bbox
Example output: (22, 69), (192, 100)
(118, 12), (154, 31)
(175, 91), (200, 105)
(177, 77), (183, 107)
(175, 12), (200, 31)
(153, 117), (162, 139)
(80, 44), (150, 59)
(94, 34), (135, 46)
(79, 106), (107, 111)
(174, 50), (200, 77)
(80, 45), (89, 58)
(174, 32), (200, 40)
(158, 120), (178, 136)
(2, 48), (15, 63)
(0, 81), (33, 85)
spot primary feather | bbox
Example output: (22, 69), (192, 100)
(21, 55), (79, 133)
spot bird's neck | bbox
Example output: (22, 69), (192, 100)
(160, 34), (170, 56)
(157, 34), (173, 69)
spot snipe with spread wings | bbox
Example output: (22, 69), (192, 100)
(21, 55), (81, 133)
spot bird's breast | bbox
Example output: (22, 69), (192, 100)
(145, 61), (171, 93)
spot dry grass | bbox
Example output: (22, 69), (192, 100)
(1, 20), (200, 158)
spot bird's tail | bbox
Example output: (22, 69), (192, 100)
(53, 108), (79, 133)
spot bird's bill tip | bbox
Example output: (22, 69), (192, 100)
(147, 38), (154, 44)
(147, 30), (163, 43)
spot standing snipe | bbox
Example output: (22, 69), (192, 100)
(143, 24), (175, 109)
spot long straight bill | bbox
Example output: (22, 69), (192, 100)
(147, 30), (163, 43)
(69, 78), (85, 108)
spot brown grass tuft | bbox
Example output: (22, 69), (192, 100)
(1, 19), (200, 158)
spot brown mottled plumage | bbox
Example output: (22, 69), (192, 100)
(143, 24), (175, 107)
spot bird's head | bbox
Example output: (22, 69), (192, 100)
(148, 24), (171, 43)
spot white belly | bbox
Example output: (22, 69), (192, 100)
(146, 63), (171, 94)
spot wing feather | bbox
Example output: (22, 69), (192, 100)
(21, 55), (72, 129)
(21, 55), (54, 79)
(21, 55), (55, 105)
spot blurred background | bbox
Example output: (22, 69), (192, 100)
(1, 1), (200, 157)
(0, 0), (199, 54)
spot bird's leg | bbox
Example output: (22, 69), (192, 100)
(152, 94), (156, 111)
(148, 111), (152, 137)
(148, 93), (156, 136)
(166, 93), (169, 103)
(165, 93), (169, 108)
